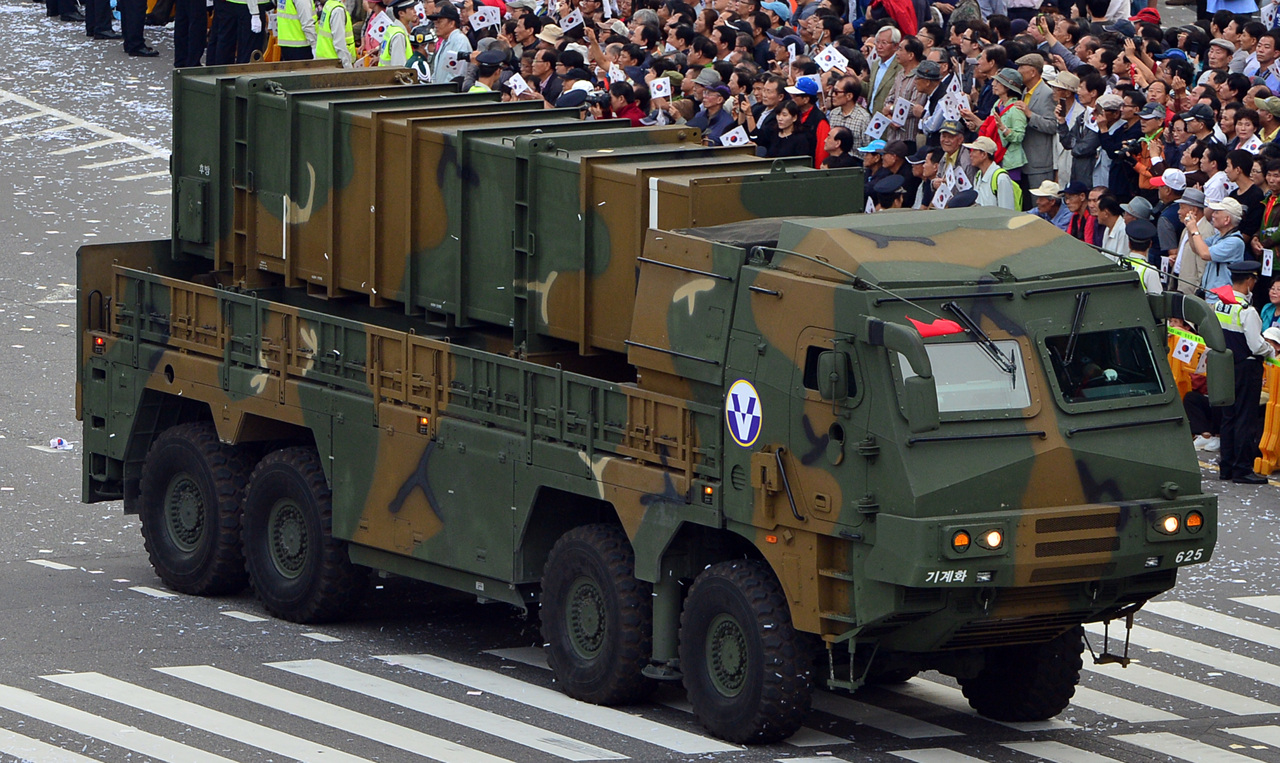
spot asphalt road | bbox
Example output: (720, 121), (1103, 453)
(3, 3), (1280, 762)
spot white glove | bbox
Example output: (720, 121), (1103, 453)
(250, 14), (262, 32)
(206, 0), (213, 6)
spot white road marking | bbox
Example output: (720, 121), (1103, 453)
(484, 646), (850, 745)
(1069, 685), (1182, 723)
(44, 672), (377, 763)
(159, 665), (513, 763)
(147, 189), (170, 195)
(0, 727), (102, 763)
(0, 87), (167, 158)
(1145, 601), (1280, 651)
(0, 683), (235, 763)
(51, 137), (126, 155)
(113, 170), (169, 181)
(811, 691), (964, 739)
(380, 653), (740, 755)
(301, 631), (343, 643)
(1003, 740), (1123, 762)
(128, 586), (176, 599)
(80, 154), (164, 171)
(271, 659), (626, 761)
(27, 559), (74, 570)
(220, 611), (267, 622)
(884, 678), (1077, 732)
(1084, 660), (1280, 716)
(1234, 595), (1280, 618)
(891, 748), (991, 762)
(1084, 623), (1280, 689)
(1114, 731), (1264, 762)
(0, 111), (46, 126)
(1226, 725), (1280, 746)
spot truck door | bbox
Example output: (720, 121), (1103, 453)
(786, 327), (870, 531)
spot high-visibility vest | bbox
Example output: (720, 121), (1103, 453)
(379, 23), (409, 66)
(315, 0), (355, 59)
(276, 0), (307, 47)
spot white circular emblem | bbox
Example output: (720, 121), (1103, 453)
(725, 379), (763, 448)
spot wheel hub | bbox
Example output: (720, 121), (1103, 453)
(268, 499), (308, 579)
(566, 575), (606, 659)
(164, 474), (204, 552)
(707, 613), (748, 697)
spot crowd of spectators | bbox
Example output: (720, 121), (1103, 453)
(35, 0), (1280, 476)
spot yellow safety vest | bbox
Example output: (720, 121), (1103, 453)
(1216, 298), (1246, 331)
(379, 23), (409, 66)
(276, 0), (307, 47)
(315, 0), (355, 59)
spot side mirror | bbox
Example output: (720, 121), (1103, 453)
(903, 375), (941, 433)
(817, 350), (850, 401)
(1206, 349), (1235, 407)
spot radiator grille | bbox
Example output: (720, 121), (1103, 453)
(1030, 563), (1117, 583)
(1036, 512), (1121, 533)
(1036, 537), (1121, 558)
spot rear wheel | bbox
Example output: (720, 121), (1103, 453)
(959, 625), (1084, 721)
(679, 560), (812, 744)
(137, 422), (252, 595)
(241, 447), (367, 623)
(541, 524), (655, 705)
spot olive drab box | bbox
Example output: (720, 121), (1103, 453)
(77, 60), (1222, 745)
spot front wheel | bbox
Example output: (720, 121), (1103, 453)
(137, 422), (253, 596)
(959, 625), (1084, 721)
(241, 447), (367, 623)
(541, 524), (655, 705)
(679, 559), (812, 744)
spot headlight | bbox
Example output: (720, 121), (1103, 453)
(1158, 515), (1180, 534)
(978, 530), (1004, 550)
(952, 531), (971, 552)
(1186, 511), (1203, 533)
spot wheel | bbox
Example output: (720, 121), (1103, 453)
(679, 559), (812, 744)
(137, 422), (253, 596)
(959, 625), (1084, 722)
(241, 447), (367, 623)
(540, 524), (655, 705)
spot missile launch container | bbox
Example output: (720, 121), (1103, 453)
(77, 60), (1230, 743)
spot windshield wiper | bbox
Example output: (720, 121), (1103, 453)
(942, 302), (1018, 379)
(1064, 291), (1090, 364)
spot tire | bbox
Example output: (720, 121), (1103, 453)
(137, 422), (253, 596)
(959, 625), (1084, 722)
(241, 447), (367, 623)
(541, 524), (655, 705)
(679, 559), (813, 744)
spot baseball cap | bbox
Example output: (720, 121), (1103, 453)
(1105, 19), (1136, 37)
(1178, 103), (1214, 123)
(427, 2), (459, 20)
(1257, 97), (1280, 117)
(785, 77), (820, 96)
(963, 136), (998, 155)
(761, 0), (791, 21)
(906, 146), (932, 165)
(1151, 168), (1187, 191)
(947, 189), (979, 208)
(1207, 197), (1245, 218)
(1062, 181), (1089, 195)
(857, 139), (887, 153)
(884, 140), (912, 157)
(939, 119), (963, 135)
(1030, 180), (1062, 197)
(1138, 102), (1164, 120)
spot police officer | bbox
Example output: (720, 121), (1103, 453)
(406, 25), (434, 81)
(119, 0), (158, 56)
(1123, 219), (1163, 296)
(208, 0), (264, 65)
(468, 48), (506, 92)
(314, 0), (356, 67)
(276, 0), (318, 60)
(379, 0), (415, 67)
(871, 174), (905, 212)
(1216, 259), (1276, 484)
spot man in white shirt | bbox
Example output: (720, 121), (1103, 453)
(967, 136), (1020, 211)
(1097, 195), (1128, 255)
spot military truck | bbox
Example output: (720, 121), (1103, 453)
(77, 60), (1232, 744)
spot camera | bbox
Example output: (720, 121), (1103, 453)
(585, 91), (611, 106)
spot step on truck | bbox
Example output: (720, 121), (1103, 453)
(77, 60), (1231, 743)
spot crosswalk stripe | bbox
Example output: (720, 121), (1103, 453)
(883, 679), (1077, 732)
(1003, 740), (1122, 762)
(1084, 623), (1280, 688)
(1114, 731), (1264, 762)
(0, 683), (235, 763)
(890, 748), (990, 762)
(0, 727), (110, 763)
(43, 672), (376, 763)
(810, 691), (963, 739)
(160, 665), (512, 763)
(50, 137), (126, 155)
(485, 646), (854, 745)
(776, 757), (857, 763)
(1069, 685), (1182, 723)
(1226, 725), (1280, 746)
(1144, 601), (1280, 650)
(1083, 660), (1280, 716)
(1234, 595), (1280, 618)
(268, 659), (625, 761)
(379, 653), (740, 755)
